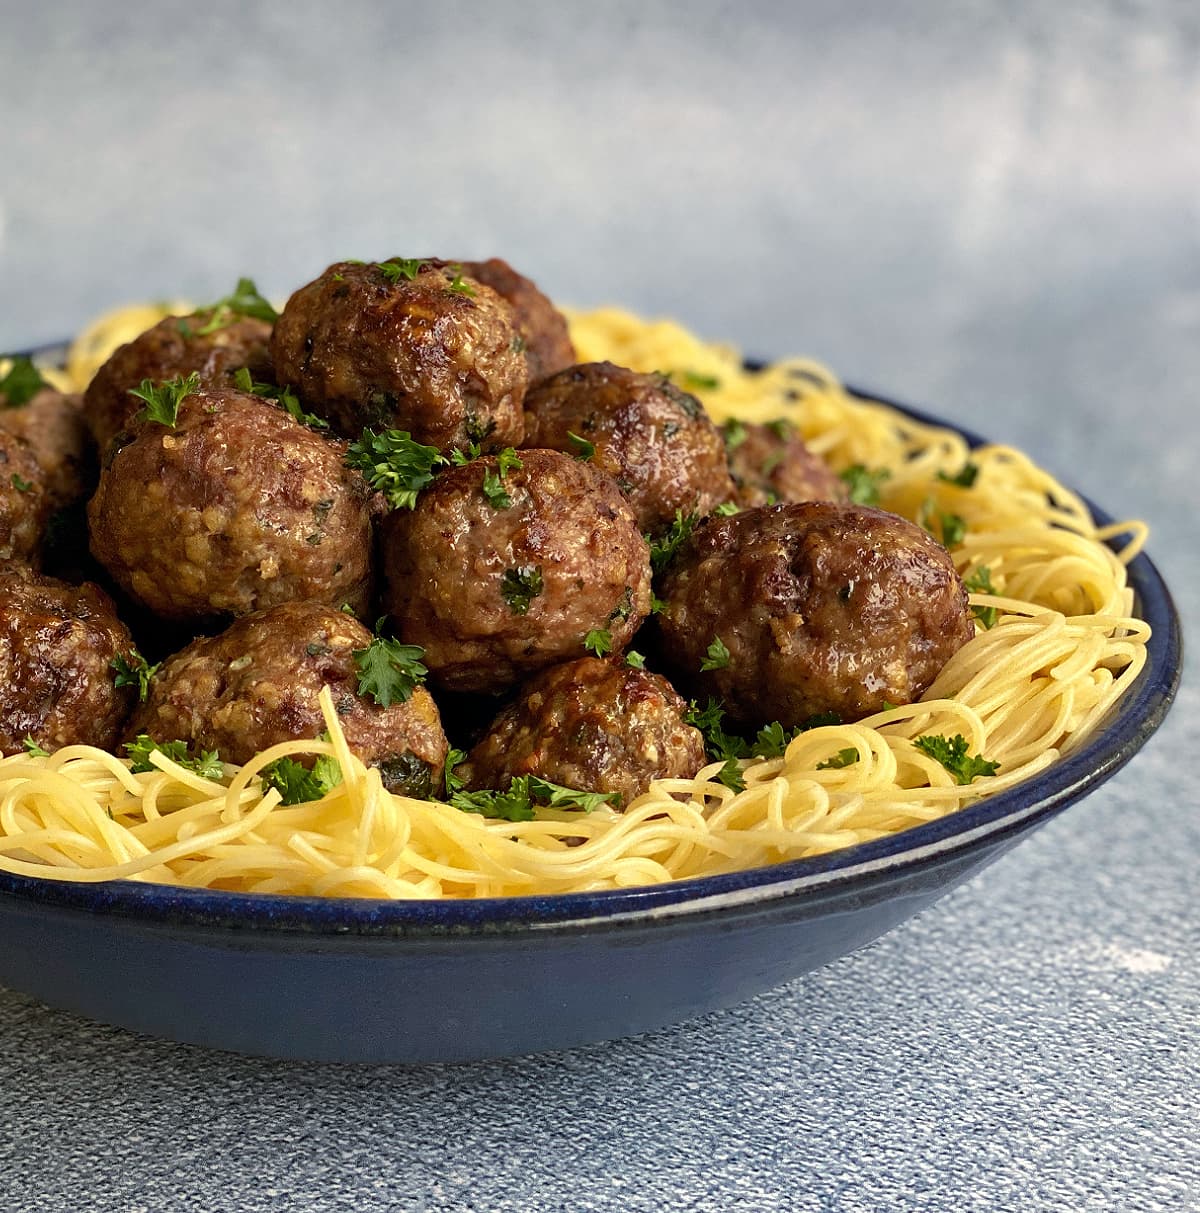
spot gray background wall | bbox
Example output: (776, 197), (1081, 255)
(1, 4), (1197, 1211)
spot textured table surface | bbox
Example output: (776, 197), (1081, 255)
(1, 4), (1196, 1210)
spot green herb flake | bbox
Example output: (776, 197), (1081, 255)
(648, 509), (700, 573)
(378, 258), (426, 284)
(584, 628), (613, 658)
(567, 431), (595, 460)
(111, 650), (161, 702)
(913, 733), (1000, 785)
(196, 277), (279, 335)
(500, 564), (544, 615)
(352, 636), (428, 707)
(128, 371), (201, 428)
(0, 355), (48, 408)
(816, 747), (859, 770)
(937, 461), (980, 488)
(624, 650), (646, 670)
(481, 448), (522, 509)
(964, 565), (1000, 629)
(682, 370), (721, 391)
(22, 735), (50, 757)
(721, 419), (748, 450)
(10, 473), (32, 493)
(443, 747), (468, 797)
(447, 264), (477, 296)
(345, 428), (445, 510)
(940, 513), (967, 548)
(716, 756), (746, 793)
(714, 502), (739, 516)
(259, 754), (342, 805)
(839, 464), (891, 507)
(701, 636), (731, 671)
(125, 735), (223, 780)
(451, 774), (619, 822)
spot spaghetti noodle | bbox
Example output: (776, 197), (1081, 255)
(0, 305), (1150, 897)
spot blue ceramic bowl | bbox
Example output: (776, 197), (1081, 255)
(0, 373), (1182, 1063)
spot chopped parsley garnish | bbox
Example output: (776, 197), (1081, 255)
(128, 371), (200, 427)
(750, 721), (793, 759)
(624, 650), (646, 669)
(22, 736), (50, 758)
(650, 593), (667, 616)
(345, 428), (444, 510)
(0, 355), (48, 408)
(964, 565), (1000, 629)
(721, 419), (748, 450)
(451, 774), (618, 821)
(713, 502), (739, 516)
(567, 431), (595, 460)
(648, 509), (700, 573)
(352, 635), (428, 707)
(608, 586), (634, 622)
(716, 756), (746, 793)
(481, 448), (522, 509)
(378, 258), (426, 284)
(111, 650), (160, 702)
(233, 367), (328, 430)
(584, 628), (613, 658)
(259, 754), (343, 805)
(125, 736), (224, 779)
(681, 370), (721, 391)
(447, 264), (476, 296)
(839, 464), (891, 507)
(196, 277), (279, 335)
(766, 418), (796, 440)
(940, 513), (967, 548)
(937, 461), (980, 488)
(10, 473), (32, 493)
(816, 747), (859, 770)
(443, 748), (468, 797)
(685, 699), (844, 767)
(913, 733), (1000, 785)
(500, 564), (544, 615)
(701, 636), (731, 671)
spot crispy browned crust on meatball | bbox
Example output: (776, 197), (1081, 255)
(458, 258), (575, 382)
(460, 657), (706, 808)
(271, 260), (527, 452)
(522, 362), (736, 536)
(0, 388), (95, 510)
(87, 387), (374, 623)
(657, 502), (974, 727)
(83, 313), (273, 453)
(129, 601), (448, 794)
(0, 565), (135, 754)
(724, 420), (847, 509)
(381, 448), (652, 694)
(0, 432), (51, 564)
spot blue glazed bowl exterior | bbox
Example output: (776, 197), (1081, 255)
(0, 377), (1182, 1062)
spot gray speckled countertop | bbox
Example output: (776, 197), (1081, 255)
(1, 3), (1196, 1210)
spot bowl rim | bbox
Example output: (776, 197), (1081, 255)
(0, 359), (1184, 935)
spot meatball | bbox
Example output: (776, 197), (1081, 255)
(83, 312), (273, 453)
(522, 362), (735, 535)
(88, 386), (374, 624)
(129, 601), (448, 794)
(0, 431), (51, 563)
(458, 257), (575, 383)
(460, 657), (706, 808)
(0, 565), (135, 754)
(657, 502), (974, 727)
(724, 419), (847, 509)
(271, 259), (527, 452)
(382, 448), (651, 694)
(0, 387), (94, 510)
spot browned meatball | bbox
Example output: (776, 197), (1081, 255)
(271, 259), (527, 452)
(0, 565), (135, 754)
(83, 313), (273, 453)
(382, 448), (651, 694)
(458, 258), (575, 382)
(723, 419), (847, 509)
(0, 432), (51, 563)
(657, 502), (974, 727)
(460, 657), (706, 808)
(129, 601), (448, 794)
(522, 362), (736, 536)
(0, 388), (95, 509)
(88, 386), (374, 624)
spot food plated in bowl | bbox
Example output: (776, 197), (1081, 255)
(0, 264), (1180, 1060)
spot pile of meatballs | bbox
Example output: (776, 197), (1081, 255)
(0, 257), (974, 809)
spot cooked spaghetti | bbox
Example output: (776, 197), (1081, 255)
(0, 305), (1150, 898)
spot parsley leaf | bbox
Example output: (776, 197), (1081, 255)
(937, 461), (980, 488)
(10, 473), (32, 493)
(500, 564), (544, 615)
(22, 736), (50, 757)
(443, 747), (468, 797)
(446, 264), (476, 296)
(713, 502), (739, 517)
(816, 747), (859, 770)
(681, 370), (721, 391)
(940, 513), (967, 548)
(751, 721), (794, 759)
(648, 509), (700, 572)
(111, 650), (160, 702)
(260, 755), (341, 805)
(964, 565), (1000, 629)
(584, 628), (613, 657)
(0, 355), (48, 408)
(125, 735), (223, 779)
(378, 258), (426, 284)
(352, 635), (428, 707)
(721, 419), (748, 450)
(716, 756), (746, 792)
(233, 367), (328, 430)
(196, 277), (279, 335)
(567, 431), (595, 460)
(345, 428), (445, 510)
(481, 449), (522, 509)
(913, 733), (1000, 785)
(701, 636), (731, 671)
(451, 774), (618, 821)
(128, 371), (200, 427)
(624, 650), (646, 669)
(839, 464), (891, 506)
